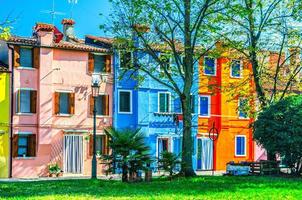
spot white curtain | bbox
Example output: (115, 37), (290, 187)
(64, 135), (83, 174)
(201, 138), (213, 170)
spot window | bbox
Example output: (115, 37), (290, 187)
(20, 47), (33, 68)
(54, 92), (75, 115)
(204, 57), (216, 76)
(235, 136), (246, 156)
(89, 135), (108, 156)
(158, 92), (171, 113)
(16, 89), (37, 114)
(231, 60), (242, 78)
(238, 98), (248, 119)
(120, 51), (132, 69)
(158, 138), (171, 157)
(13, 133), (36, 158)
(159, 54), (171, 73)
(88, 54), (111, 73)
(118, 90), (132, 113)
(94, 55), (105, 73)
(90, 94), (109, 116)
(199, 95), (210, 117)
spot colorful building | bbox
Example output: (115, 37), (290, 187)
(0, 62), (10, 178)
(197, 48), (255, 171)
(2, 19), (113, 178)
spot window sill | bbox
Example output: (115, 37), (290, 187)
(234, 155), (246, 158)
(15, 157), (36, 160)
(230, 76), (243, 79)
(56, 114), (73, 117)
(118, 112), (132, 114)
(17, 67), (35, 70)
(198, 115), (210, 118)
(16, 113), (34, 116)
(238, 117), (250, 120)
(154, 112), (174, 116)
(204, 73), (216, 77)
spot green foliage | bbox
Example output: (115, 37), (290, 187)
(103, 127), (151, 182)
(254, 95), (302, 174)
(48, 163), (61, 176)
(158, 151), (181, 178)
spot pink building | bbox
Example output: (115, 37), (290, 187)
(6, 20), (113, 178)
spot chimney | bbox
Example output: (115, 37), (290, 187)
(62, 19), (76, 41)
(34, 23), (54, 46)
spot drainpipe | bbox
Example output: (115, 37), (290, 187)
(7, 44), (14, 178)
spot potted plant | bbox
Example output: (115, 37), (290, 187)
(48, 163), (61, 177)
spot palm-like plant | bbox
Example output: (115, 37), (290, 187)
(158, 151), (181, 179)
(103, 127), (151, 182)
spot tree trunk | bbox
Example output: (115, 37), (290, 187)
(179, 0), (196, 177)
(180, 95), (196, 177)
(122, 162), (128, 182)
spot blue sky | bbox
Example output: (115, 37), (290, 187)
(0, 0), (112, 38)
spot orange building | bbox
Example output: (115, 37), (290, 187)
(197, 50), (255, 171)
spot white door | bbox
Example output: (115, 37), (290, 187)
(197, 138), (213, 170)
(64, 135), (83, 174)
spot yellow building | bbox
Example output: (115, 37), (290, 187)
(0, 64), (10, 178)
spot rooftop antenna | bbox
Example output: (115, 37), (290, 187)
(41, 0), (65, 24)
(68, 0), (78, 19)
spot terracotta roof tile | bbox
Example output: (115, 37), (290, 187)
(61, 19), (75, 25)
(7, 36), (110, 53)
(35, 23), (55, 32)
(85, 35), (114, 45)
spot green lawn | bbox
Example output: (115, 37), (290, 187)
(0, 176), (302, 200)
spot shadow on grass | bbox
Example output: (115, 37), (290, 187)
(0, 176), (302, 199)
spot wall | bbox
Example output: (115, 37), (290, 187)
(198, 54), (255, 171)
(12, 47), (113, 178)
(0, 72), (10, 178)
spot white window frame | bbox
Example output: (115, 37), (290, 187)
(119, 51), (133, 69)
(238, 98), (249, 119)
(156, 136), (173, 158)
(118, 89), (132, 114)
(19, 46), (34, 69)
(203, 56), (217, 76)
(230, 59), (243, 78)
(158, 91), (171, 113)
(198, 95), (211, 118)
(235, 135), (247, 157)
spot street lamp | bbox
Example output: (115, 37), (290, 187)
(91, 73), (101, 179)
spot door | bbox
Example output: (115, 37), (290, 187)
(64, 135), (83, 174)
(197, 137), (213, 170)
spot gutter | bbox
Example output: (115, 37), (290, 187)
(7, 44), (14, 178)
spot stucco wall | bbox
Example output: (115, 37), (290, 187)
(12, 47), (113, 178)
(0, 72), (10, 178)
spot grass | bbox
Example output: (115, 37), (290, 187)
(0, 176), (302, 200)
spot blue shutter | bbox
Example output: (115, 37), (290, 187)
(20, 48), (33, 68)
(174, 98), (182, 113)
(204, 57), (215, 75)
(236, 136), (245, 155)
(199, 96), (209, 116)
(231, 60), (241, 77)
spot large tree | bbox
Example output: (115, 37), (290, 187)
(221, 0), (302, 109)
(253, 95), (302, 174)
(106, 0), (226, 176)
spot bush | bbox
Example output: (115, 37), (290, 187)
(103, 128), (151, 182)
(158, 151), (181, 178)
(253, 95), (302, 174)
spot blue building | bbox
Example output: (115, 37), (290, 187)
(85, 35), (199, 171)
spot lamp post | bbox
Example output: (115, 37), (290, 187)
(91, 73), (101, 179)
(91, 73), (109, 179)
